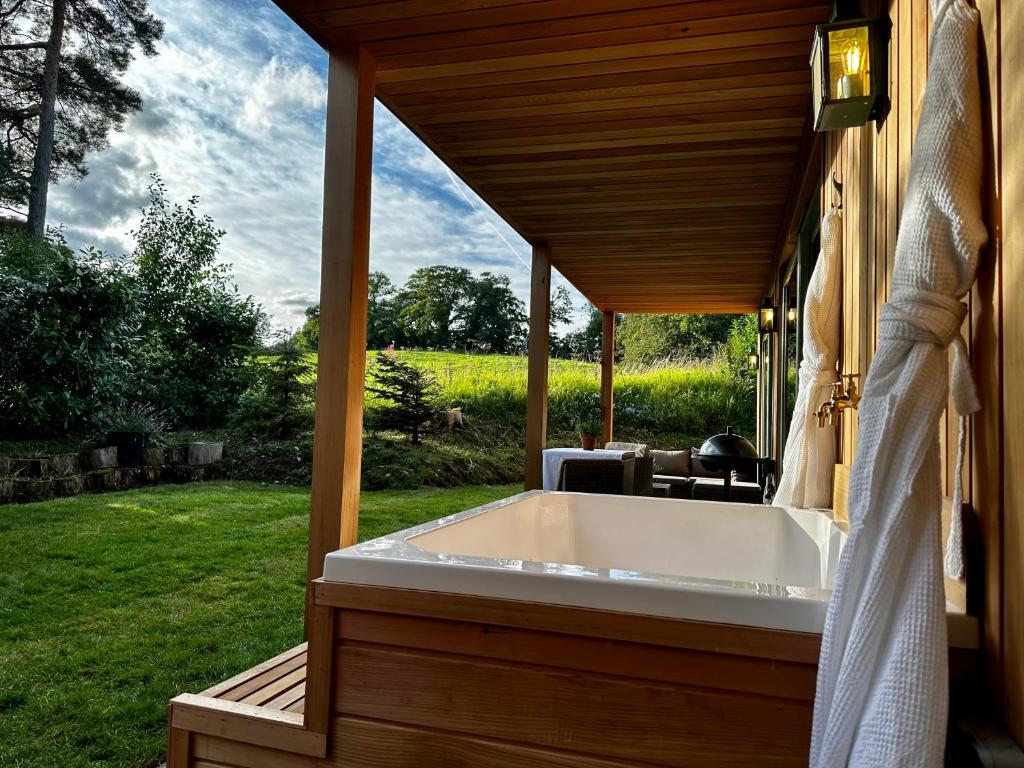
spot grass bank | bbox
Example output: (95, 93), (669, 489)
(365, 350), (756, 448)
(0, 481), (519, 768)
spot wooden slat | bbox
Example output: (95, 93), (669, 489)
(216, 654), (306, 704)
(200, 644), (307, 699)
(1001, 0), (1023, 742)
(373, 7), (827, 70)
(375, 26), (815, 83)
(336, 609), (818, 701)
(239, 668), (306, 708)
(326, 716), (672, 768)
(170, 694), (326, 758)
(191, 734), (318, 768)
(167, 725), (190, 768)
(333, 644), (812, 767)
(303, 603), (332, 736)
(313, 581), (823, 664)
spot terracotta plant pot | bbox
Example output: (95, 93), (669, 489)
(580, 433), (599, 451)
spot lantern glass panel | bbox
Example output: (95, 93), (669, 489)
(811, 39), (824, 118)
(827, 24), (871, 100)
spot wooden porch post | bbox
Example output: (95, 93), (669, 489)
(600, 310), (615, 446)
(306, 48), (375, 623)
(524, 243), (551, 491)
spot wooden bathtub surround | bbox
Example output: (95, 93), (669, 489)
(524, 242), (550, 491)
(600, 310), (615, 446)
(165, 581), (980, 767)
(317, 581), (820, 767)
(306, 47), (375, 622)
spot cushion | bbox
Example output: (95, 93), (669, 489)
(650, 448), (690, 477)
(691, 478), (763, 504)
(604, 441), (650, 458)
(689, 449), (725, 479)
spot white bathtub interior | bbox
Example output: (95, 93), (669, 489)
(407, 492), (843, 590)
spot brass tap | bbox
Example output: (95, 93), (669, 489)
(816, 401), (833, 428)
(816, 374), (860, 427)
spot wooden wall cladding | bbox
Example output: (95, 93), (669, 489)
(820, 0), (1014, 743)
(326, 607), (817, 768)
(273, 0), (833, 313)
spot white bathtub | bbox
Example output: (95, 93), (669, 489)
(323, 490), (977, 643)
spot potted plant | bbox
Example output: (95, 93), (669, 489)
(577, 415), (602, 451)
(94, 403), (167, 468)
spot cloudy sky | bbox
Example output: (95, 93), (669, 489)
(47, 0), (583, 330)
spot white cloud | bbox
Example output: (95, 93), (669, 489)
(46, 0), (587, 332)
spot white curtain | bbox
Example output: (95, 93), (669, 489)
(774, 209), (841, 510)
(810, 1), (986, 765)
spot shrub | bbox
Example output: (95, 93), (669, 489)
(92, 402), (169, 443)
(132, 177), (267, 428)
(0, 229), (138, 434)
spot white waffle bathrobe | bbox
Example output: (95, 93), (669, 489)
(809, 1), (986, 765)
(774, 209), (841, 510)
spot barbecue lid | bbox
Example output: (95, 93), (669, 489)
(698, 426), (758, 459)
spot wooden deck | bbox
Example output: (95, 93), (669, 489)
(198, 643), (308, 715)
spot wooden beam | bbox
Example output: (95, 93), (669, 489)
(307, 47), (375, 625)
(601, 311), (615, 446)
(524, 243), (551, 490)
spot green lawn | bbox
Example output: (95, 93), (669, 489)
(0, 481), (520, 768)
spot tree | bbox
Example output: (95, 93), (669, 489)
(549, 284), (573, 329)
(294, 303), (319, 351)
(0, 227), (138, 433)
(0, 0), (163, 236)
(457, 272), (526, 353)
(365, 351), (439, 445)
(618, 313), (739, 367)
(394, 265), (471, 348)
(725, 313), (759, 380)
(367, 271), (398, 348)
(233, 330), (315, 438)
(132, 176), (266, 427)
(552, 304), (612, 361)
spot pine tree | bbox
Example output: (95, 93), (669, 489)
(0, 0), (163, 235)
(365, 351), (439, 445)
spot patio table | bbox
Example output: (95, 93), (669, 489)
(541, 448), (634, 491)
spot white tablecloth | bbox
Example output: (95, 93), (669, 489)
(541, 448), (633, 491)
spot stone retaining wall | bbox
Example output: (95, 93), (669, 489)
(0, 442), (224, 504)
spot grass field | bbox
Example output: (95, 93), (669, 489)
(364, 350), (755, 446)
(0, 481), (519, 768)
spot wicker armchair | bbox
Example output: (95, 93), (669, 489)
(556, 458), (634, 495)
(604, 442), (654, 496)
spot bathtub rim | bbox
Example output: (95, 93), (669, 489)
(322, 490), (978, 648)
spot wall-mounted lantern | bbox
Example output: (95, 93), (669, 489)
(810, 0), (890, 131)
(748, 349), (759, 370)
(759, 299), (777, 334)
(787, 299), (798, 331)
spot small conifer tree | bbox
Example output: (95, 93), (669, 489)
(233, 331), (314, 438)
(366, 351), (439, 445)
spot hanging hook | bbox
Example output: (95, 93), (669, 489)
(832, 172), (843, 210)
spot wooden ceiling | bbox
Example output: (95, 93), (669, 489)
(274, 0), (830, 313)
